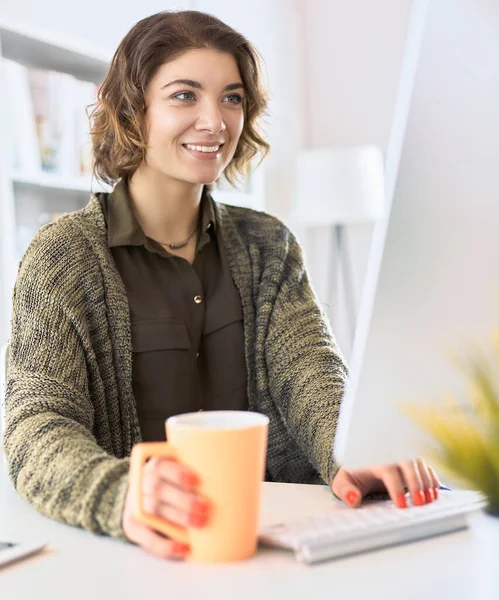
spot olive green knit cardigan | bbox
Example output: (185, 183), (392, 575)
(3, 195), (347, 539)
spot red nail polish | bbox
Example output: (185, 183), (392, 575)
(191, 498), (210, 514)
(189, 512), (208, 528)
(180, 471), (199, 489)
(412, 490), (426, 506)
(424, 488), (434, 503)
(434, 487), (439, 499)
(346, 491), (359, 507)
(396, 493), (408, 509)
(172, 541), (190, 555)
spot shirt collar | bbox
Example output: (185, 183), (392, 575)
(106, 180), (217, 250)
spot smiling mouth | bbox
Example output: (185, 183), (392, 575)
(182, 143), (224, 153)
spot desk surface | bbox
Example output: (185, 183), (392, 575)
(0, 466), (474, 600)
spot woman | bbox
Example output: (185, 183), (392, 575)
(4, 10), (440, 560)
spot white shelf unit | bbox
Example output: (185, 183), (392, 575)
(0, 20), (266, 349)
(12, 171), (110, 193)
(0, 20), (111, 348)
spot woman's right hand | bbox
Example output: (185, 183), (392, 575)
(122, 457), (211, 559)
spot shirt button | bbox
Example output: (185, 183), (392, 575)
(207, 222), (212, 230)
(196, 352), (200, 359)
(194, 295), (203, 304)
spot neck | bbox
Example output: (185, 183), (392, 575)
(128, 165), (204, 244)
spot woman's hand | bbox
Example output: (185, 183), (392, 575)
(123, 457), (211, 559)
(331, 459), (441, 509)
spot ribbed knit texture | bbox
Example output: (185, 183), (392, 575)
(4, 195), (348, 539)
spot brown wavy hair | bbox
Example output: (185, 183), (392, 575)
(90, 10), (269, 188)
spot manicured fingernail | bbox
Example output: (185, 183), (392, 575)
(172, 541), (190, 555)
(191, 498), (210, 514)
(396, 493), (408, 509)
(412, 490), (426, 506)
(180, 471), (199, 489)
(433, 487), (439, 499)
(346, 491), (359, 506)
(189, 512), (208, 528)
(424, 488), (434, 503)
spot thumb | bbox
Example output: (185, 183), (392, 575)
(331, 468), (363, 508)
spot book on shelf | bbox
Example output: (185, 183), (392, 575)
(2, 58), (98, 182)
(27, 68), (78, 176)
(75, 79), (97, 176)
(2, 59), (41, 174)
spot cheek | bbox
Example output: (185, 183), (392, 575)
(227, 112), (244, 145)
(145, 107), (189, 147)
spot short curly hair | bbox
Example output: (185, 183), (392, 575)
(90, 10), (270, 188)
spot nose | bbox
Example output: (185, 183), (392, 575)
(195, 99), (226, 135)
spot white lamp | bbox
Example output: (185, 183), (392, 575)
(292, 145), (385, 344)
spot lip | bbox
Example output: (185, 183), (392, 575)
(183, 141), (225, 146)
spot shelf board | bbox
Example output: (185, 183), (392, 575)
(12, 171), (111, 194)
(0, 19), (109, 82)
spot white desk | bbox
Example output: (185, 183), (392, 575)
(0, 467), (474, 600)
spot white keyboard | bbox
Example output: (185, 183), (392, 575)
(259, 490), (485, 564)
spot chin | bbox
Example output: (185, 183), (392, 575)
(187, 170), (223, 186)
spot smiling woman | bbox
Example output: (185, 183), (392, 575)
(5, 9), (436, 567)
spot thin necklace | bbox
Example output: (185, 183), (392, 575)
(152, 224), (198, 250)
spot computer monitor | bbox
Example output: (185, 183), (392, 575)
(334, 0), (499, 468)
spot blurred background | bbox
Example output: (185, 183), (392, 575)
(0, 0), (492, 361)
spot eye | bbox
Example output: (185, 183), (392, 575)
(224, 93), (243, 105)
(172, 91), (196, 101)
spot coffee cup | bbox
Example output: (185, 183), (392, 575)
(129, 410), (269, 562)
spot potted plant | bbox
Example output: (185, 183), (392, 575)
(408, 333), (499, 599)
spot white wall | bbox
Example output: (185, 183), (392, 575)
(0, 0), (191, 55)
(300, 0), (412, 354)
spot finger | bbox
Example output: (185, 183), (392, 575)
(129, 522), (190, 560)
(142, 494), (209, 529)
(122, 486), (191, 558)
(154, 457), (201, 492)
(417, 458), (435, 503)
(331, 469), (364, 508)
(153, 479), (211, 516)
(427, 465), (441, 498)
(142, 460), (211, 519)
(376, 465), (408, 509)
(142, 457), (200, 493)
(398, 460), (426, 506)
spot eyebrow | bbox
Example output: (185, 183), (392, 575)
(161, 79), (245, 92)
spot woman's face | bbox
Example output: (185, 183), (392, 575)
(142, 48), (245, 186)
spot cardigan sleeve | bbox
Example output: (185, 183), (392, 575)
(264, 226), (348, 486)
(4, 225), (129, 539)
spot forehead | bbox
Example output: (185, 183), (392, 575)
(152, 48), (242, 87)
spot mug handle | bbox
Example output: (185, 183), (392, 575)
(129, 442), (189, 544)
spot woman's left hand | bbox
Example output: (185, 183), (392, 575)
(331, 459), (441, 509)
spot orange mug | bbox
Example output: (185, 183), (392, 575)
(129, 410), (269, 562)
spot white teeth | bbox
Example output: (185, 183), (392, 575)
(185, 144), (221, 153)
